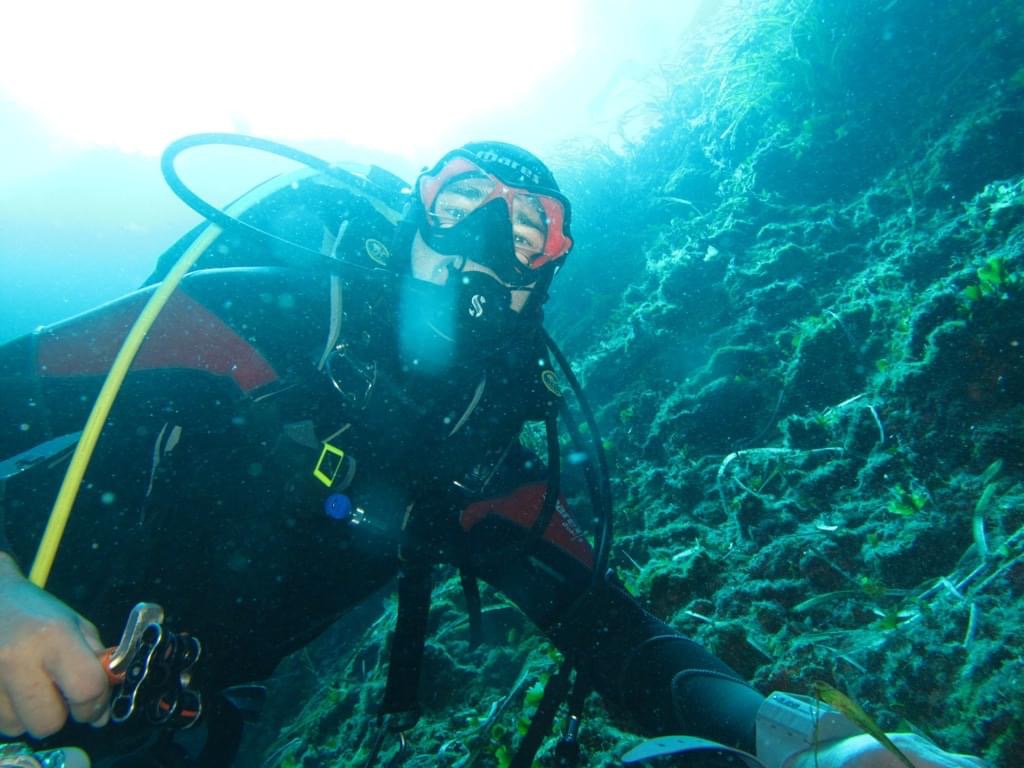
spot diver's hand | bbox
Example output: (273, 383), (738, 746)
(788, 733), (986, 768)
(0, 554), (111, 738)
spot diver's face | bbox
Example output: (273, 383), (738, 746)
(431, 175), (549, 269)
(409, 231), (535, 313)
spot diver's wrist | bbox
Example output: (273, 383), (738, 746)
(755, 691), (862, 768)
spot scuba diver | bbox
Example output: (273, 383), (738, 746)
(0, 135), (985, 768)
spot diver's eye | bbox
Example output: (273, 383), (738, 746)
(432, 175), (494, 228)
(430, 202), (472, 229)
(513, 225), (545, 258)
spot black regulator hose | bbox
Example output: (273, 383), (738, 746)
(160, 132), (378, 273)
(542, 330), (613, 581)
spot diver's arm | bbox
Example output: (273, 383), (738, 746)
(459, 483), (986, 767)
(458, 482), (764, 750)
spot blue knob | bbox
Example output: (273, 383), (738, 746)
(325, 493), (353, 521)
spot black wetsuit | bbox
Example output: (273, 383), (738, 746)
(0, 182), (764, 765)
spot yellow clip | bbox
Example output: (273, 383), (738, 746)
(313, 442), (345, 487)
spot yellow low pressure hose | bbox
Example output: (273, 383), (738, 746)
(28, 224), (222, 587)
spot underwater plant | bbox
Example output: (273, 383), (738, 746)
(886, 485), (928, 517)
(961, 254), (1019, 303)
(812, 682), (915, 768)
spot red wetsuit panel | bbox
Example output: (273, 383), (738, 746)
(35, 290), (278, 393)
(461, 482), (594, 569)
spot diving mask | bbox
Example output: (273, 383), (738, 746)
(416, 150), (573, 287)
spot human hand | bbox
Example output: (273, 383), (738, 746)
(0, 555), (111, 738)
(789, 733), (986, 768)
